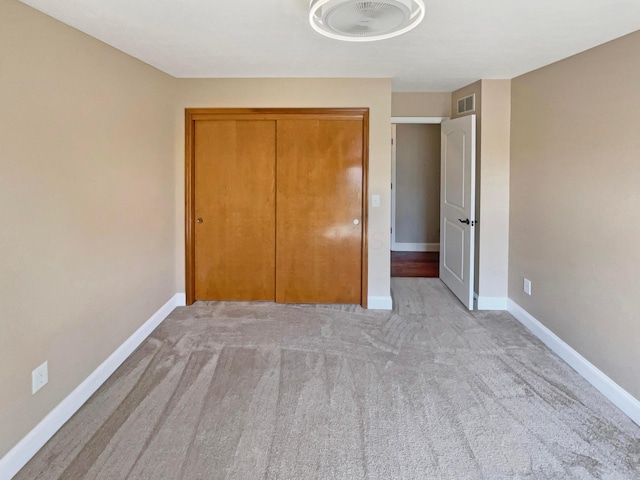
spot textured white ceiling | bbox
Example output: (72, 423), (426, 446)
(20, 0), (640, 91)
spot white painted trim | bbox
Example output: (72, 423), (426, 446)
(507, 299), (640, 426)
(0, 293), (184, 480)
(476, 296), (508, 310)
(391, 116), (448, 124)
(367, 295), (393, 310)
(391, 242), (439, 252)
(175, 292), (187, 307)
(391, 124), (397, 250)
(390, 117), (444, 255)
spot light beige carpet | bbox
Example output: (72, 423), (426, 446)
(16, 279), (640, 479)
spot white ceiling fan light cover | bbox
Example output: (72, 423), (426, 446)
(309, 0), (426, 42)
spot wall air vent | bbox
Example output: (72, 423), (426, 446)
(457, 93), (475, 114)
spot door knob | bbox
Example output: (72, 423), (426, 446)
(196, 218), (203, 224)
(458, 218), (470, 225)
(353, 219), (360, 225)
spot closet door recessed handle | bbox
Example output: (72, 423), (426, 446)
(196, 218), (203, 224)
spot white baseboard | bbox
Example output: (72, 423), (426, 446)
(391, 242), (439, 252)
(175, 292), (186, 307)
(367, 295), (393, 310)
(477, 296), (508, 310)
(507, 299), (640, 426)
(0, 293), (184, 480)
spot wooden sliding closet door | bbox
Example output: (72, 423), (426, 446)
(194, 120), (276, 300)
(276, 119), (364, 304)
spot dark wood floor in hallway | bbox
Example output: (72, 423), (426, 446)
(391, 251), (439, 277)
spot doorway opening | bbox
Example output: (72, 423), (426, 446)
(390, 117), (445, 278)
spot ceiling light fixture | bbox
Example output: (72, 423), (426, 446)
(309, 0), (425, 42)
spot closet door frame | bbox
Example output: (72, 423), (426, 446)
(185, 108), (370, 307)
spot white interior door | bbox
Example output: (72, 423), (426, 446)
(439, 115), (476, 309)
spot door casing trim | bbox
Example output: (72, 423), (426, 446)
(390, 117), (448, 254)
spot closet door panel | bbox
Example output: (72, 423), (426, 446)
(194, 120), (276, 300)
(276, 119), (363, 304)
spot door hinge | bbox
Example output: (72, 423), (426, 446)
(391, 138), (394, 145)
(390, 227), (393, 234)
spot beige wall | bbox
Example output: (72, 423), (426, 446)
(394, 124), (440, 244)
(392, 92), (451, 117)
(0, 0), (177, 458)
(174, 78), (392, 300)
(510, 31), (640, 398)
(478, 80), (511, 301)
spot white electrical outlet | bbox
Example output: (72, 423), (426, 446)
(32, 361), (48, 394)
(524, 278), (532, 296)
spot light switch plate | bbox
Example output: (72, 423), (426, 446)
(371, 194), (381, 208)
(32, 361), (48, 394)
